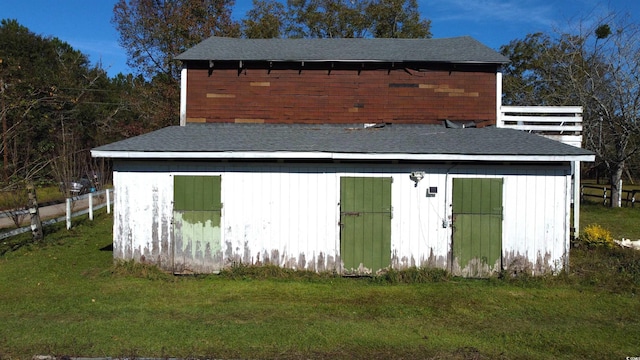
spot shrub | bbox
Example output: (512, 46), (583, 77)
(579, 224), (614, 249)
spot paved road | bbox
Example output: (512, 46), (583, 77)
(0, 194), (107, 229)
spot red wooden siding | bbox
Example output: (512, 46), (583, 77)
(185, 66), (498, 126)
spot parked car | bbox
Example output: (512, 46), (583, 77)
(62, 178), (93, 196)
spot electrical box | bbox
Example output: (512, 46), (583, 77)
(426, 186), (437, 197)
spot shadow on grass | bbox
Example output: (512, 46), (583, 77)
(0, 209), (112, 256)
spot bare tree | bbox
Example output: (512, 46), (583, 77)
(566, 14), (640, 206)
(502, 13), (640, 206)
(0, 183), (28, 228)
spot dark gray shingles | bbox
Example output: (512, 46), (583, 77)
(93, 123), (593, 157)
(175, 36), (509, 64)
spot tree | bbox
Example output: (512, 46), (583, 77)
(285, 0), (369, 38)
(0, 19), (58, 183)
(0, 19), (125, 201)
(366, 0), (431, 38)
(0, 19), (101, 186)
(243, 0), (431, 39)
(113, 0), (240, 81)
(501, 13), (640, 207)
(576, 17), (640, 206)
(242, 0), (287, 39)
(112, 0), (240, 128)
(500, 33), (572, 106)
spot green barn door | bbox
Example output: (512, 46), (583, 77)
(452, 178), (503, 277)
(340, 177), (392, 274)
(173, 175), (223, 274)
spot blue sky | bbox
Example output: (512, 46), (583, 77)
(2, 0), (638, 77)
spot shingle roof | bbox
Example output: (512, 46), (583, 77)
(92, 123), (592, 159)
(175, 36), (509, 64)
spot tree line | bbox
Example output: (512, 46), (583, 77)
(0, 0), (638, 206)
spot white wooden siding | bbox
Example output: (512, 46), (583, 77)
(112, 169), (173, 268)
(112, 161), (571, 275)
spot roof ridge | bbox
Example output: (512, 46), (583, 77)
(175, 36), (509, 64)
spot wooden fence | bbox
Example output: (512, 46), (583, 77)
(0, 189), (113, 240)
(581, 184), (637, 207)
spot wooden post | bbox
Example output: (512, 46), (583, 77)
(27, 183), (43, 241)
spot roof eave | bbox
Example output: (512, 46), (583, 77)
(176, 57), (508, 65)
(91, 150), (595, 163)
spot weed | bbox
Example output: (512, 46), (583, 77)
(110, 260), (175, 281)
(217, 262), (454, 284)
(218, 262), (339, 281)
(375, 266), (450, 284)
(570, 246), (640, 294)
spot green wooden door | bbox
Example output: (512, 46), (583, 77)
(173, 175), (223, 274)
(452, 178), (503, 277)
(340, 177), (392, 274)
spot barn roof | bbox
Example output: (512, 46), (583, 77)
(92, 123), (593, 162)
(175, 36), (509, 64)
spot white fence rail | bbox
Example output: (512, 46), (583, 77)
(0, 189), (113, 240)
(65, 188), (112, 229)
(498, 106), (583, 148)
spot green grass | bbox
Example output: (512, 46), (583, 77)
(0, 185), (66, 211)
(580, 201), (640, 239)
(32, 185), (68, 204)
(1, 209), (640, 359)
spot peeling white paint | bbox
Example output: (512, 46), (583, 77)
(111, 161), (572, 276)
(174, 212), (221, 259)
(451, 257), (502, 278)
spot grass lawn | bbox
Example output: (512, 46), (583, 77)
(0, 185), (66, 211)
(1, 209), (640, 359)
(580, 201), (640, 239)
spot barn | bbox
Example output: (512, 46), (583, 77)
(91, 36), (594, 277)
(92, 123), (593, 277)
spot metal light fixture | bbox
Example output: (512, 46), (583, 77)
(409, 171), (424, 187)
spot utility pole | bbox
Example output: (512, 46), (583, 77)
(0, 78), (7, 183)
